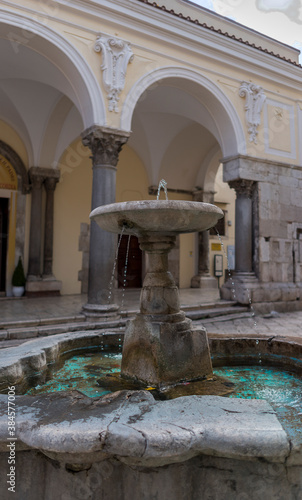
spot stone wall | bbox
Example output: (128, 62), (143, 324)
(1, 450), (301, 500)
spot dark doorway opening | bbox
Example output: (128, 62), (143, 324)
(118, 234), (142, 288)
(0, 198), (9, 292)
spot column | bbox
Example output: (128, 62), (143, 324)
(43, 175), (59, 277)
(82, 126), (129, 318)
(191, 189), (218, 289)
(26, 168), (61, 296)
(27, 168), (44, 278)
(229, 179), (255, 275)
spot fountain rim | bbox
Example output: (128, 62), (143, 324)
(90, 200), (224, 236)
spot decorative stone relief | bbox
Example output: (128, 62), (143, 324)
(94, 35), (134, 112)
(239, 82), (266, 144)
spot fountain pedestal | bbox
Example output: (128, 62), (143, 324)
(121, 234), (212, 386)
(90, 199), (224, 387)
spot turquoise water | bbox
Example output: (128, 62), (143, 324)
(26, 349), (123, 398)
(214, 364), (302, 440)
(25, 349), (302, 439)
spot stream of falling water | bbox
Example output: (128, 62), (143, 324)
(215, 228), (257, 329)
(107, 227), (125, 305)
(121, 234), (132, 310)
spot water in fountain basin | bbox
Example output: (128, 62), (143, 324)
(23, 347), (302, 440)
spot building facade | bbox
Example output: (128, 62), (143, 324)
(0, 0), (302, 312)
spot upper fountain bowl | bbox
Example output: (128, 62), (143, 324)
(90, 200), (224, 237)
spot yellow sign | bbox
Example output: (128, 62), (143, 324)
(0, 155), (18, 190)
(211, 243), (222, 251)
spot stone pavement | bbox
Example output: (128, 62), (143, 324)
(0, 289), (302, 348)
(0, 288), (223, 323)
(201, 309), (302, 341)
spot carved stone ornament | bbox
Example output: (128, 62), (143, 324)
(94, 35), (134, 112)
(239, 82), (266, 144)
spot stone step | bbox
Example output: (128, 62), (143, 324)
(120, 301), (238, 317)
(0, 314), (85, 330)
(185, 306), (249, 320)
(0, 304), (249, 346)
(0, 319), (127, 343)
(181, 300), (236, 312)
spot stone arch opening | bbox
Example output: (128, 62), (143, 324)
(120, 68), (243, 289)
(0, 141), (28, 295)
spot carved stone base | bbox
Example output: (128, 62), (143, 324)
(82, 303), (120, 321)
(191, 274), (218, 289)
(220, 272), (258, 304)
(221, 273), (301, 310)
(121, 314), (213, 387)
(26, 277), (62, 297)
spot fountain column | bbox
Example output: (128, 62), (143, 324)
(191, 189), (218, 289)
(122, 232), (213, 386)
(82, 126), (130, 318)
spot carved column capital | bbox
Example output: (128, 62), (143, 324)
(229, 179), (256, 198)
(44, 176), (59, 192)
(82, 126), (130, 168)
(29, 168), (44, 190)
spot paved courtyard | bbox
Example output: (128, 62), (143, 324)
(0, 289), (302, 347)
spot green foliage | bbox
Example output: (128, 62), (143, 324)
(12, 257), (26, 287)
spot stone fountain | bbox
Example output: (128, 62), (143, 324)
(90, 199), (223, 387)
(0, 198), (302, 499)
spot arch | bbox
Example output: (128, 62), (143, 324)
(0, 140), (28, 193)
(121, 67), (246, 157)
(0, 10), (106, 129)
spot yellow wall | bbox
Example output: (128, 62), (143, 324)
(116, 146), (151, 202)
(209, 165), (236, 285)
(53, 137), (92, 295)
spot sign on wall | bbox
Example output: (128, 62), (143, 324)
(0, 155), (18, 191)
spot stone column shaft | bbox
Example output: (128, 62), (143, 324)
(43, 177), (58, 277)
(229, 179), (255, 274)
(82, 126), (130, 313)
(28, 169), (44, 277)
(191, 189), (217, 289)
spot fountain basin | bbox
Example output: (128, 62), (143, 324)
(90, 200), (224, 236)
(0, 331), (302, 499)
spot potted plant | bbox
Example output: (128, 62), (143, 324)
(12, 257), (26, 297)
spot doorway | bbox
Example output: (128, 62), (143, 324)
(118, 235), (142, 288)
(0, 198), (8, 293)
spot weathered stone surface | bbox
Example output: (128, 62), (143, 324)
(1, 450), (302, 500)
(90, 200), (224, 237)
(0, 391), (291, 466)
(121, 316), (212, 385)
